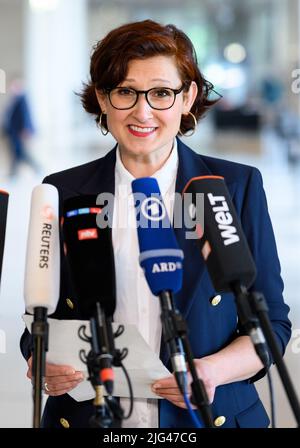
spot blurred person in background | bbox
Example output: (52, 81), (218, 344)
(20, 20), (291, 428)
(1, 78), (40, 177)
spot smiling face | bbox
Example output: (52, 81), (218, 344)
(96, 55), (197, 176)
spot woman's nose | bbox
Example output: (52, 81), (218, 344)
(131, 93), (153, 121)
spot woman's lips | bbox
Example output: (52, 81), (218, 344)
(128, 125), (157, 137)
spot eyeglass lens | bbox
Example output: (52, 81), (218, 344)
(109, 87), (176, 109)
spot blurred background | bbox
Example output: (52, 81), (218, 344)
(0, 0), (299, 428)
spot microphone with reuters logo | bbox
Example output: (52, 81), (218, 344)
(24, 183), (60, 428)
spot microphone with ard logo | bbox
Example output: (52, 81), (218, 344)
(132, 177), (186, 392)
(132, 178), (184, 296)
(132, 177), (214, 428)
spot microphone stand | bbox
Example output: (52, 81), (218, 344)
(249, 290), (300, 426)
(84, 348), (122, 428)
(31, 306), (48, 428)
(79, 302), (127, 428)
(159, 291), (214, 428)
(232, 284), (270, 368)
(232, 283), (300, 427)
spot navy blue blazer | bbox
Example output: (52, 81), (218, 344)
(20, 138), (291, 428)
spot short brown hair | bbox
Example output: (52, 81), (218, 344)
(79, 20), (218, 134)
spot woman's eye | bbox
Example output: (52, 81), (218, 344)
(118, 88), (134, 96)
(152, 89), (172, 97)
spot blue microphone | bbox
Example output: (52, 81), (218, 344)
(131, 177), (183, 294)
(132, 177), (186, 394)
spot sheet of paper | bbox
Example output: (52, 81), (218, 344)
(23, 315), (171, 401)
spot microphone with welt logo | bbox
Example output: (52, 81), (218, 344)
(183, 175), (300, 426)
(132, 177), (214, 428)
(0, 190), (9, 294)
(24, 184), (60, 428)
(183, 175), (269, 367)
(183, 175), (256, 292)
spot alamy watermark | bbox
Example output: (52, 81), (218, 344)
(95, 190), (204, 240)
(291, 69), (300, 94)
(291, 328), (300, 354)
(0, 329), (6, 354)
(0, 68), (6, 94)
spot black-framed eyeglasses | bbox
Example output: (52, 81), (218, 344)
(104, 85), (185, 110)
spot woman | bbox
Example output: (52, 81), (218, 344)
(21, 20), (291, 428)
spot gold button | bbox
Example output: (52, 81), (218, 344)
(66, 298), (74, 310)
(60, 418), (70, 428)
(210, 294), (222, 306)
(214, 415), (226, 427)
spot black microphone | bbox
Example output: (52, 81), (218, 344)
(62, 195), (116, 395)
(0, 189), (9, 292)
(183, 176), (269, 367)
(183, 175), (256, 291)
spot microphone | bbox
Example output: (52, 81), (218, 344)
(131, 177), (186, 393)
(183, 176), (256, 292)
(24, 184), (60, 428)
(62, 195), (116, 395)
(0, 190), (9, 293)
(131, 178), (184, 295)
(24, 184), (60, 314)
(183, 176), (269, 367)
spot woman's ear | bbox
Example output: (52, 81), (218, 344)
(182, 81), (198, 114)
(95, 88), (107, 113)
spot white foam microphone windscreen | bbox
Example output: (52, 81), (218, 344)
(24, 184), (60, 314)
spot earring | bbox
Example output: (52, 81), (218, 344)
(98, 113), (109, 136)
(178, 111), (197, 137)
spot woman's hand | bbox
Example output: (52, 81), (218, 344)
(151, 358), (218, 409)
(27, 356), (84, 396)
